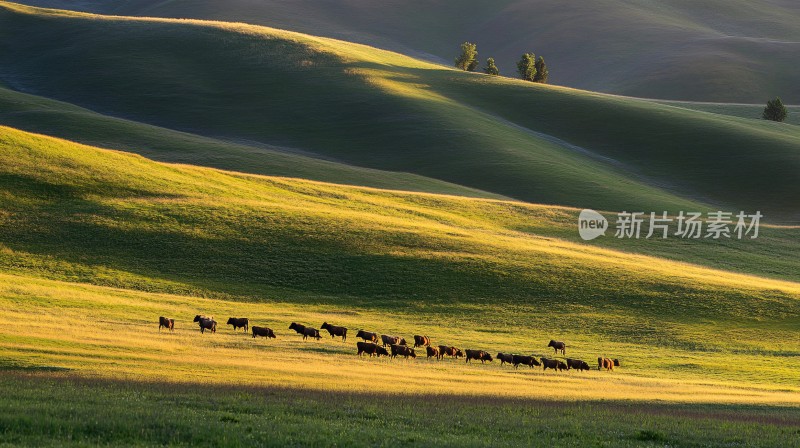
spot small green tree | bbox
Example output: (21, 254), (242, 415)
(454, 42), (478, 72)
(533, 56), (549, 83)
(484, 57), (499, 75)
(516, 53), (537, 81)
(762, 97), (788, 122)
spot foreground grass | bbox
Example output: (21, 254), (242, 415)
(1, 374), (798, 447)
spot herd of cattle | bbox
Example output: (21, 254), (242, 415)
(158, 315), (621, 372)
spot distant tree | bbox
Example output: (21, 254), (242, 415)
(533, 56), (549, 83)
(516, 53), (537, 81)
(455, 42), (479, 72)
(762, 97), (788, 122)
(483, 57), (499, 75)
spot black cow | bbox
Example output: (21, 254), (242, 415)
(252, 326), (276, 339)
(548, 340), (566, 355)
(227, 317), (249, 332)
(289, 322), (306, 335)
(193, 315), (216, 334)
(356, 330), (379, 343)
(566, 358), (590, 371)
(390, 344), (416, 359)
(497, 353), (514, 366)
(158, 316), (174, 332)
(541, 357), (565, 372)
(321, 322), (347, 342)
(426, 346), (440, 359)
(512, 354), (539, 369)
(357, 342), (389, 357)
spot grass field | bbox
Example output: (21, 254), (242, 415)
(1, 3), (799, 445)
(12, 0), (800, 103)
(2, 2), (799, 221)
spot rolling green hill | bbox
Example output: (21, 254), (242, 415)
(1, 3), (799, 222)
(12, 0), (800, 103)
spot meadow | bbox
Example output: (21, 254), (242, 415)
(0, 3), (799, 445)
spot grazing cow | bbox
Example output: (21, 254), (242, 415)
(356, 330), (378, 343)
(438, 346), (464, 360)
(289, 322), (306, 335)
(227, 317), (249, 332)
(390, 344), (416, 359)
(512, 354), (538, 369)
(158, 316), (174, 332)
(613, 359), (620, 367)
(413, 335), (431, 347)
(541, 357), (565, 372)
(598, 357), (615, 371)
(426, 346), (440, 359)
(252, 326), (276, 339)
(321, 322), (347, 342)
(547, 340), (566, 355)
(497, 353), (514, 366)
(193, 315), (216, 334)
(465, 350), (492, 364)
(357, 342), (389, 357)
(566, 358), (591, 371)
(381, 335), (406, 347)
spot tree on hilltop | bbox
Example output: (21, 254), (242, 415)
(484, 57), (499, 75)
(516, 53), (536, 81)
(455, 42), (478, 72)
(762, 97), (788, 122)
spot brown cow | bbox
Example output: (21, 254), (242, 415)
(497, 353), (514, 366)
(252, 326), (276, 339)
(426, 346), (440, 359)
(465, 350), (493, 364)
(356, 330), (379, 343)
(390, 344), (416, 359)
(357, 342), (389, 357)
(438, 346), (464, 360)
(381, 334), (406, 347)
(321, 322), (347, 342)
(598, 357), (615, 371)
(541, 357), (565, 372)
(227, 317), (249, 332)
(413, 335), (431, 348)
(158, 316), (174, 332)
(548, 340), (566, 355)
(566, 358), (590, 371)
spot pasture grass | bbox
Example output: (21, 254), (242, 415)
(1, 374), (798, 447)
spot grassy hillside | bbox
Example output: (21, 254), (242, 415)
(1, 126), (798, 444)
(0, 86), (501, 199)
(1, 2), (799, 221)
(1, 125), (798, 332)
(13, 0), (800, 103)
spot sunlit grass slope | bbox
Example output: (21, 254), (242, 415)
(2, 3), (799, 220)
(1, 125), (798, 346)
